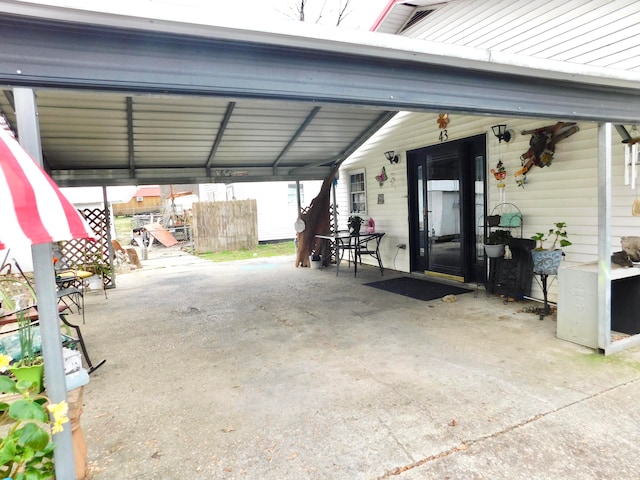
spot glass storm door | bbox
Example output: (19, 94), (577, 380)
(408, 135), (486, 282)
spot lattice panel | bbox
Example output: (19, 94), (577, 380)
(329, 204), (338, 235)
(59, 208), (113, 288)
(328, 204), (338, 263)
(299, 204), (340, 263)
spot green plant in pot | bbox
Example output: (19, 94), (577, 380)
(83, 253), (111, 290)
(87, 260), (110, 277)
(0, 279), (44, 393)
(348, 215), (364, 235)
(531, 222), (572, 274)
(531, 222), (572, 251)
(484, 229), (512, 258)
(0, 353), (69, 479)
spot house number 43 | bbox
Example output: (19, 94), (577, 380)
(439, 130), (448, 142)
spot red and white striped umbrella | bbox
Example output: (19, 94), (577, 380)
(0, 124), (95, 479)
(0, 128), (94, 249)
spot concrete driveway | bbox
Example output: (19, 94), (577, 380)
(78, 247), (640, 479)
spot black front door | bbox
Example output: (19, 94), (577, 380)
(407, 135), (486, 282)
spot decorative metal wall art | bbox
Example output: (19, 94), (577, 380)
(514, 122), (579, 187)
(375, 166), (388, 186)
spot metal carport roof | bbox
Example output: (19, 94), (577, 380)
(1, 1), (640, 187)
(1, 89), (394, 185)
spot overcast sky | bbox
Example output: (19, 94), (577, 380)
(26, 0), (391, 30)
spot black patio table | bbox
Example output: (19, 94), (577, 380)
(315, 231), (385, 277)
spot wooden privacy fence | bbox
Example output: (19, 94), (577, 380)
(192, 200), (258, 254)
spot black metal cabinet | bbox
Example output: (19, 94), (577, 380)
(485, 203), (533, 298)
(487, 238), (536, 299)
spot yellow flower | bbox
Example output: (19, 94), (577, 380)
(0, 354), (12, 373)
(47, 401), (70, 434)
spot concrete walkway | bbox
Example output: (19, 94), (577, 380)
(78, 247), (640, 479)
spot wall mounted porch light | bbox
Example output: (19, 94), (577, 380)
(385, 150), (399, 164)
(491, 124), (512, 143)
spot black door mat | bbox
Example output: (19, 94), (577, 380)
(364, 277), (472, 302)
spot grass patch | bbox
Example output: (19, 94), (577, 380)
(114, 216), (295, 262)
(579, 351), (640, 371)
(198, 241), (296, 262)
(114, 216), (135, 243)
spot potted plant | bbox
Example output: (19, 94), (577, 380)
(0, 353), (69, 479)
(484, 229), (512, 258)
(8, 311), (45, 393)
(0, 279), (44, 393)
(84, 255), (111, 290)
(531, 222), (572, 274)
(348, 215), (364, 235)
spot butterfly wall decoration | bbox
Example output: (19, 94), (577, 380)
(437, 113), (449, 129)
(375, 166), (388, 186)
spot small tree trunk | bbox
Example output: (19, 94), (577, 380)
(295, 167), (338, 267)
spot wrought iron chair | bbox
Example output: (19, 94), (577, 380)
(15, 259), (88, 324)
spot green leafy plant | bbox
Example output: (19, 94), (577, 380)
(85, 257), (111, 278)
(485, 229), (512, 245)
(14, 313), (40, 369)
(0, 354), (69, 480)
(0, 279), (42, 368)
(531, 222), (572, 251)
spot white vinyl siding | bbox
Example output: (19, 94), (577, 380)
(398, 0), (640, 73)
(339, 111), (639, 303)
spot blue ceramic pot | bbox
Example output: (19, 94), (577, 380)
(531, 249), (563, 275)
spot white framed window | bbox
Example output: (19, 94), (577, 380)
(348, 169), (367, 214)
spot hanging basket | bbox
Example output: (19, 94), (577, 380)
(484, 244), (505, 258)
(531, 249), (563, 275)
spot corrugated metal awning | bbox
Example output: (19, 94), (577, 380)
(0, 89), (394, 186)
